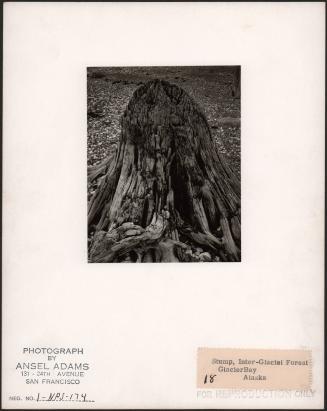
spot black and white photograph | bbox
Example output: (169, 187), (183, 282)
(87, 66), (241, 262)
(3, 2), (324, 409)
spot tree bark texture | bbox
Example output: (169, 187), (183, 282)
(88, 80), (241, 262)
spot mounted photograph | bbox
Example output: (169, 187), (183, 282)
(87, 66), (241, 263)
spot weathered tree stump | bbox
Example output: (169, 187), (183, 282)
(88, 79), (241, 262)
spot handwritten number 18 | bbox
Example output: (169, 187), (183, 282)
(204, 374), (216, 384)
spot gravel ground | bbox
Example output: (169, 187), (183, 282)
(87, 66), (240, 180)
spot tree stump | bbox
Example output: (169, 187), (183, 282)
(88, 79), (241, 262)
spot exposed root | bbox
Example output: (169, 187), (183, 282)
(90, 213), (169, 262)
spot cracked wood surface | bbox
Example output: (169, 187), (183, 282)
(88, 80), (241, 262)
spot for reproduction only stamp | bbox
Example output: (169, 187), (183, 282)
(197, 348), (312, 390)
